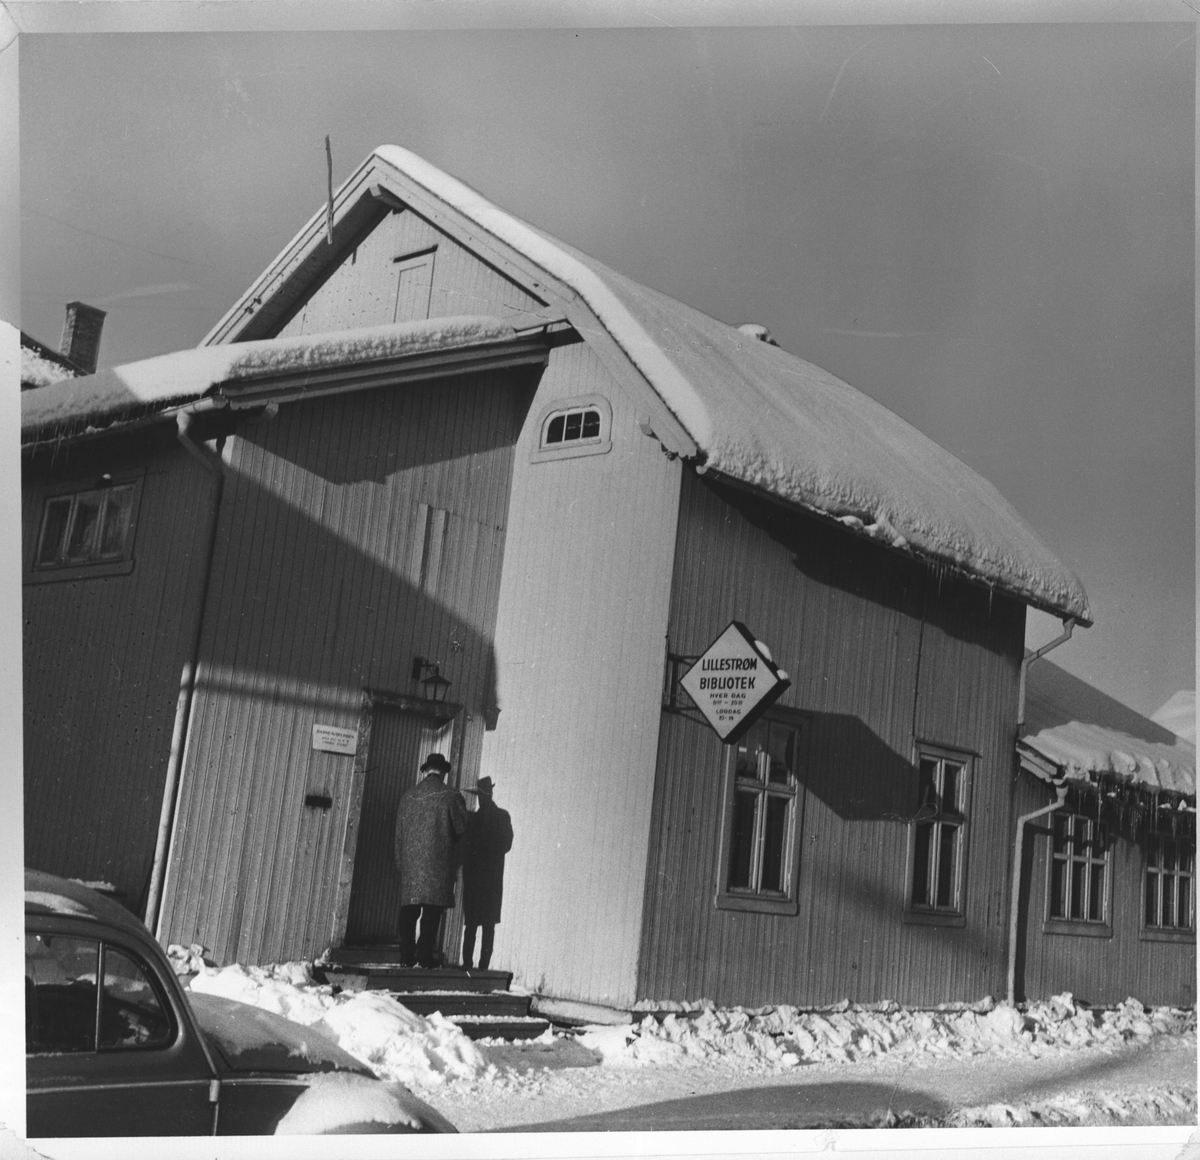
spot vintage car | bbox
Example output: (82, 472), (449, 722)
(25, 869), (456, 1137)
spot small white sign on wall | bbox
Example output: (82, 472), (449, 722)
(312, 724), (358, 755)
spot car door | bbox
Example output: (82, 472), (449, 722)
(26, 917), (217, 1137)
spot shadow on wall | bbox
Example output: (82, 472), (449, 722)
(703, 474), (1024, 658)
(237, 368), (539, 486)
(800, 711), (919, 822)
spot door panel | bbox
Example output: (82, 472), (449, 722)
(345, 708), (454, 943)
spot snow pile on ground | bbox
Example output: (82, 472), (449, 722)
(188, 961), (489, 1088)
(945, 1087), (1198, 1128)
(592, 994), (1194, 1070)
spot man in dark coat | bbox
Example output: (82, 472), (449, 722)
(394, 752), (468, 968)
(459, 776), (514, 971)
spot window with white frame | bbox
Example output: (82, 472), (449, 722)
(1144, 834), (1195, 934)
(30, 474), (142, 579)
(716, 715), (803, 915)
(531, 396), (612, 462)
(907, 747), (971, 919)
(1047, 812), (1110, 928)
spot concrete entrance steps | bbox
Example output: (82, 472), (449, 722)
(316, 949), (550, 1040)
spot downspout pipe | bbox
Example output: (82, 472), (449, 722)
(1006, 783), (1069, 1007)
(1017, 617), (1076, 730)
(144, 411), (227, 937)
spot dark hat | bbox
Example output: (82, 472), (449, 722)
(476, 776), (494, 796)
(420, 753), (451, 774)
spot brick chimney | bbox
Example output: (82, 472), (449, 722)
(59, 301), (106, 374)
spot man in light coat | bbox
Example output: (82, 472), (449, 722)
(394, 752), (467, 968)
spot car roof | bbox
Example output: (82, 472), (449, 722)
(25, 868), (154, 944)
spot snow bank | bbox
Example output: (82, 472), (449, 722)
(188, 962), (488, 1088)
(593, 994), (1194, 1070)
(369, 144), (1090, 622)
(21, 316), (516, 437)
(947, 1087), (1197, 1128)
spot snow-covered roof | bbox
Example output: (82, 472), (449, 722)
(20, 317), (519, 439)
(1151, 691), (1196, 745)
(20, 332), (80, 390)
(357, 145), (1091, 622)
(1020, 660), (1195, 797)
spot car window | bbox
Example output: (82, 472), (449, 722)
(26, 934), (99, 1053)
(99, 947), (173, 1050)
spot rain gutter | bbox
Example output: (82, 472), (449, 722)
(144, 408), (232, 936)
(1006, 782), (1069, 1007)
(1017, 617), (1076, 730)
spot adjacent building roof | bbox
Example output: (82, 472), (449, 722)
(1151, 690), (1196, 745)
(20, 316), (526, 440)
(20, 332), (81, 390)
(1019, 660), (1195, 798)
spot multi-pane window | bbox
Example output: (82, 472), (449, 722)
(1145, 835), (1195, 932)
(719, 717), (801, 911)
(532, 396), (612, 462)
(1048, 812), (1109, 924)
(909, 750), (970, 915)
(543, 406), (602, 447)
(34, 482), (137, 570)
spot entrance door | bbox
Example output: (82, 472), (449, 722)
(344, 704), (455, 944)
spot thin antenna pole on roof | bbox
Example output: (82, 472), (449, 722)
(325, 135), (335, 246)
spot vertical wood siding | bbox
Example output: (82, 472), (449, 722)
(23, 429), (215, 908)
(637, 470), (1026, 1007)
(157, 369), (530, 964)
(276, 208), (546, 337)
(1012, 774), (1195, 1007)
(479, 341), (682, 1008)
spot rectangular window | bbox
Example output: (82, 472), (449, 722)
(906, 747), (971, 924)
(716, 716), (804, 915)
(1044, 812), (1111, 936)
(28, 473), (142, 582)
(1144, 834), (1195, 938)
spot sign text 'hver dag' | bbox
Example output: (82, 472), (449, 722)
(679, 621), (791, 744)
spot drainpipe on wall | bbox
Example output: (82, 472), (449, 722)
(144, 411), (227, 937)
(1006, 783), (1068, 1007)
(1006, 614), (1077, 1006)
(1017, 617), (1076, 730)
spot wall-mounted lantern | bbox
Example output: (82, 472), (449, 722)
(411, 656), (452, 702)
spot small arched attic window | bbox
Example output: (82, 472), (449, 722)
(531, 395), (613, 462)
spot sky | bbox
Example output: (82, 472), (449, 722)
(17, 20), (1196, 718)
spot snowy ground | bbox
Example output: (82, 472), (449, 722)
(180, 954), (1196, 1133)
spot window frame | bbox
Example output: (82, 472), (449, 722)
(1043, 810), (1113, 939)
(903, 742), (973, 928)
(530, 394), (612, 462)
(714, 710), (807, 917)
(1141, 831), (1196, 944)
(26, 932), (179, 1057)
(25, 469), (144, 585)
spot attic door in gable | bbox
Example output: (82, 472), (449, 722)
(276, 210), (440, 337)
(274, 206), (548, 339)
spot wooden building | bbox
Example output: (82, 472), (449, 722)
(30, 145), (1174, 1014)
(1014, 661), (1195, 1007)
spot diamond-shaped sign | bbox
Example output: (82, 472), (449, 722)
(679, 621), (790, 744)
